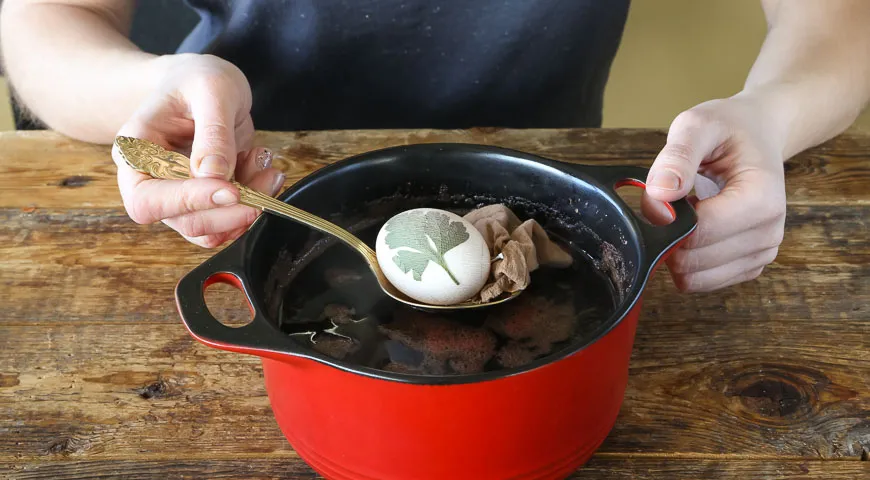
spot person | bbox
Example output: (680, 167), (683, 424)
(2, 1), (869, 294)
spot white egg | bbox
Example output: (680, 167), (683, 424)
(375, 208), (491, 305)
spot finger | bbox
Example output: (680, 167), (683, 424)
(161, 168), (281, 237)
(671, 247), (778, 293)
(186, 84), (240, 180)
(639, 172), (715, 226)
(114, 118), (236, 228)
(248, 167), (286, 197)
(667, 221), (783, 274)
(223, 226), (250, 244)
(177, 231), (233, 249)
(646, 109), (729, 202)
(117, 167), (239, 224)
(640, 190), (674, 226)
(164, 204), (260, 238)
(269, 169), (285, 196)
(114, 96), (178, 150)
(236, 147), (273, 184)
(235, 166), (285, 196)
(693, 173), (721, 200)
(685, 168), (785, 249)
(199, 173), (280, 243)
(708, 267), (766, 291)
(113, 85), (200, 155)
(235, 114), (255, 153)
(218, 167), (283, 242)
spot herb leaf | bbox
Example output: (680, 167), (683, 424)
(383, 210), (470, 285)
(392, 250), (431, 282)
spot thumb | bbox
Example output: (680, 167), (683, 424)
(186, 89), (240, 181)
(646, 110), (727, 202)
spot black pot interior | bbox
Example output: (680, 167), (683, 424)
(238, 144), (648, 382)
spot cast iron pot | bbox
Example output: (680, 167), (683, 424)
(175, 143), (696, 480)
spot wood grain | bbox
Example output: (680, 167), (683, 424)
(4, 205), (867, 268)
(1, 458), (867, 480)
(1, 303), (867, 461)
(1, 129), (870, 209)
(1, 204), (866, 325)
(1, 129), (868, 479)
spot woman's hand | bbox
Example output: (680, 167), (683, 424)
(643, 93), (788, 292)
(110, 54), (285, 248)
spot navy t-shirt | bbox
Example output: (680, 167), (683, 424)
(178, 0), (630, 131)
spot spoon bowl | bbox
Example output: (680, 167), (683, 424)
(113, 136), (520, 311)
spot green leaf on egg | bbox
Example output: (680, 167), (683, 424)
(392, 250), (433, 282)
(384, 210), (470, 285)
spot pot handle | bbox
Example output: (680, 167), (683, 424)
(574, 164), (698, 264)
(174, 248), (305, 361)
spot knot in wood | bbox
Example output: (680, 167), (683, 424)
(58, 175), (92, 188)
(737, 379), (803, 417)
(45, 436), (90, 456)
(137, 380), (168, 399)
(722, 364), (823, 426)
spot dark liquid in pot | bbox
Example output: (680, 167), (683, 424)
(277, 223), (617, 376)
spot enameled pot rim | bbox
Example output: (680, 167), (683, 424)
(176, 143), (697, 386)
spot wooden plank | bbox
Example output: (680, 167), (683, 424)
(1, 130), (869, 209)
(0, 132), (121, 209)
(0, 264), (251, 325)
(1, 457), (867, 480)
(572, 458), (870, 479)
(2, 205), (867, 268)
(778, 206), (869, 266)
(1, 261), (866, 327)
(0, 324), (291, 462)
(0, 458), (318, 480)
(616, 320), (870, 459)
(0, 314), (866, 461)
(260, 128), (870, 208)
(1, 204), (866, 325)
(0, 208), (208, 270)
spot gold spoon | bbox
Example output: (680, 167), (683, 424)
(113, 136), (519, 312)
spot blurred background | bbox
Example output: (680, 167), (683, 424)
(1, 0), (868, 132)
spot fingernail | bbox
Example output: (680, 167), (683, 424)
(255, 148), (273, 170)
(648, 169), (681, 191)
(200, 155), (229, 177)
(651, 200), (674, 224)
(270, 173), (285, 196)
(212, 189), (237, 206)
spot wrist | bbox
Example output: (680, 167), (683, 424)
(730, 86), (795, 162)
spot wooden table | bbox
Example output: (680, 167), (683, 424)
(1, 129), (868, 479)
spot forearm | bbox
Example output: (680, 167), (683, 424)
(739, 0), (870, 160)
(0, 1), (168, 143)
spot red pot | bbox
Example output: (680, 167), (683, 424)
(175, 144), (696, 479)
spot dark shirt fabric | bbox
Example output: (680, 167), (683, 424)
(179, 0), (630, 131)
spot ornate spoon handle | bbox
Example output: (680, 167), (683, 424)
(113, 136), (377, 262)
